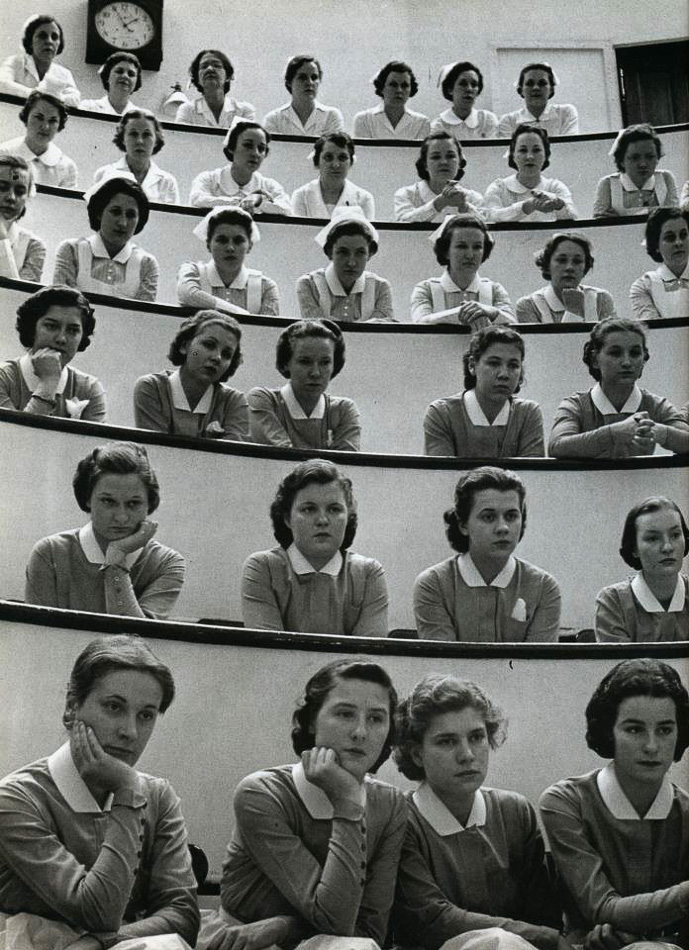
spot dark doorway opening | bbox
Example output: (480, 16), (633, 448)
(616, 40), (689, 126)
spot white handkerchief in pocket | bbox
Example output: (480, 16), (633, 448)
(510, 597), (527, 622)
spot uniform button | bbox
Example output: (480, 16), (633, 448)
(361, 843), (366, 852)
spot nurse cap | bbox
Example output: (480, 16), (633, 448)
(82, 169), (139, 205)
(314, 206), (379, 248)
(193, 205), (261, 243)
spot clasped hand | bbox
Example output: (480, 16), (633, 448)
(612, 412), (655, 453)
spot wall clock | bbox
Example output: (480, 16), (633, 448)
(86, 0), (163, 71)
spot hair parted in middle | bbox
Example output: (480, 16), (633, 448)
(73, 441), (160, 514)
(441, 61), (484, 100)
(444, 466), (527, 553)
(313, 131), (355, 168)
(99, 51), (142, 91)
(270, 458), (357, 551)
(189, 49), (234, 93)
(275, 319), (346, 379)
(167, 309), (243, 379)
(462, 325), (525, 392)
(86, 176), (150, 233)
(223, 120), (270, 162)
(508, 123), (551, 171)
(582, 317), (649, 382)
(113, 108), (165, 154)
(618, 496), (689, 570)
(433, 213), (494, 267)
(373, 60), (419, 98)
(415, 131), (466, 182)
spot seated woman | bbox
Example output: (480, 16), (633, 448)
(0, 284), (105, 421)
(430, 61), (498, 141)
(516, 231), (617, 323)
(0, 90), (77, 188)
(353, 60), (430, 139)
(394, 131), (484, 223)
(175, 49), (255, 128)
(540, 658), (689, 946)
(593, 124), (679, 218)
(393, 675), (564, 950)
(248, 319), (361, 450)
(189, 119), (292, 215)
(595, 496), (689, 643)
(0, 154), (46, 281)
(497, 62), (579, 137)
(206, 658), (404, 949)
(410, 213), (515, 326)
(548, 317), (689, 458)
(483, 125), (577, 223)
(0, 634), (199, 950)
(263, 55), (344, 136)
(413, 466), (561, 642)
(630, 207), (689, 320)
(424, 325), (544, 457)
(94, 109), (180, 205)
(134, 309), (249, 440)
(0, 14), (80, 106)
(242, 462), (387, 634)
(177, 207), (280, 316)
(80, 51), (142, 115)
(292, 132), (375, 219)
(296, 208), (394, 322)
(25, 440), (185, 618)
(53, 174), (159, 301)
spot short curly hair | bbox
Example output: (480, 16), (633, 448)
(508, 123), (551, 171)
(99, 52), (142, 92)
(16, 284), (95, 352)
(643, 207), (689, 263)
(167, 309), (243, 380)
(313, 132), (355, 168)
(535, 231), (594, 280)
(462, 325), (525, 392)
(223, 120), (270, 162)
(189, 49), (234, 94)
(73, 442), (160, 514)
(291, 657), (397, 772)
(610, 124), (663, 173)
(323, 220), (378, 258)
(19, 90), (68, 131)
(86, 176), (149, 234)
(441, 61), (484, 101)
(270, 458), (357, 551)
(444, 466), (527, 554)
(276, 319), (346, 380)
(113, 109), (165, 155)
(22, 15), (65, 55)
(517, 62), (556, 98)
(433, 213), (494, 267)
(582, 317), (649, 382)
(586, 659), (689, 761)
(284, 55), (323, 93)
(373, 61), (419, 98)
(415, 131), (465, 182)
(618, 496), (689, 570)
(394, 675), (507, 780)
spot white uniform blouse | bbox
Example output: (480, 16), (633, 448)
(430, 107), (499, 140)
(174, 93), (255, 128)
(291, 178), (375, 219)
(0, 136), (77, 188)
(93, 156), (180, 204)
(497, 103), (579, 138)
(262, 101), (344, 135)
(0, 53), (80, 107)
(353, 105), (430, 139)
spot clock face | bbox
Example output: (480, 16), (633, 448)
(95, 2), (155, 50)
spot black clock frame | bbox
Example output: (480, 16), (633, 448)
(86, 0), (164, 71)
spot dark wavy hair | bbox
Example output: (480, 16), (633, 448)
(313, 131), (355, 168)
(415, 131), (465, 182)
(441, 61), (484, 101)
(643, 207), (689, 263)
(373, 60), (419, 98)
(535, 231), (594, 280)
(73, 441), (160, 514)
(16, 284), (95, 351)
(433, 213), (494, 267)
(276, 319), (345, 379)
(394, 675), (507, 780)
(86, 176), (149, 234)
(586, 659), (689, 761)
(610, 124), (663, 172)
(582, 317), (649, 382)
(462, 325), (525, 392)
(291, 658), (397, 772)
(618, 496), (689, 570)
(113, 109), (165, 155)
(444, 466), (527, 554)
(99, 51), (142, 92)
(323, 220), (378, 258)
(22, 15), (65, 55)
(223, 120), (270, 162)
(270, 458), (357, 551)
(284, 55), (323, 93)
(167, 309), (243, 379)
(508, 123), (551, 171)
(189, 49), (234, 94)
(0, 155), (33, 220)
(64, 635), (175, 726)
(517, 62), (556, 98)
(19, 90), (68, 132)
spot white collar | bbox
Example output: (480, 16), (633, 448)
(439, 107), (479, 129)
(280, 381), (325, 420)
(78, 522), (141, 569)
(591, 381), (642, 415)
(597, 762), (673, 820)
(464, 388), (510, 426)
(88, 232), (133, 264)
(413, 782), (486, 835)
(543, 284), (571, 312)
(440, 270), (481, 294)
(112, 155), (162, 185)
(457, 551), (516, 588)
(620, 172), (657, 193)
(653, 262), (689, 282)
(223, 167), (259, 194)
(12, 137), (62, 166)
(324, 262), (366, 297)
(518, 103), (555, 122)
(48, 742), (113, 813)
(631, 573), (685, 613)
(23, 53), (40, 82)
(168, 368), (213, 414)
(503, 174), (543, 194)
(207, 262), (250, 289)
(287, 542), (343, 576)
(19, 351), (68, 394)
(292, 761), (365, 818)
